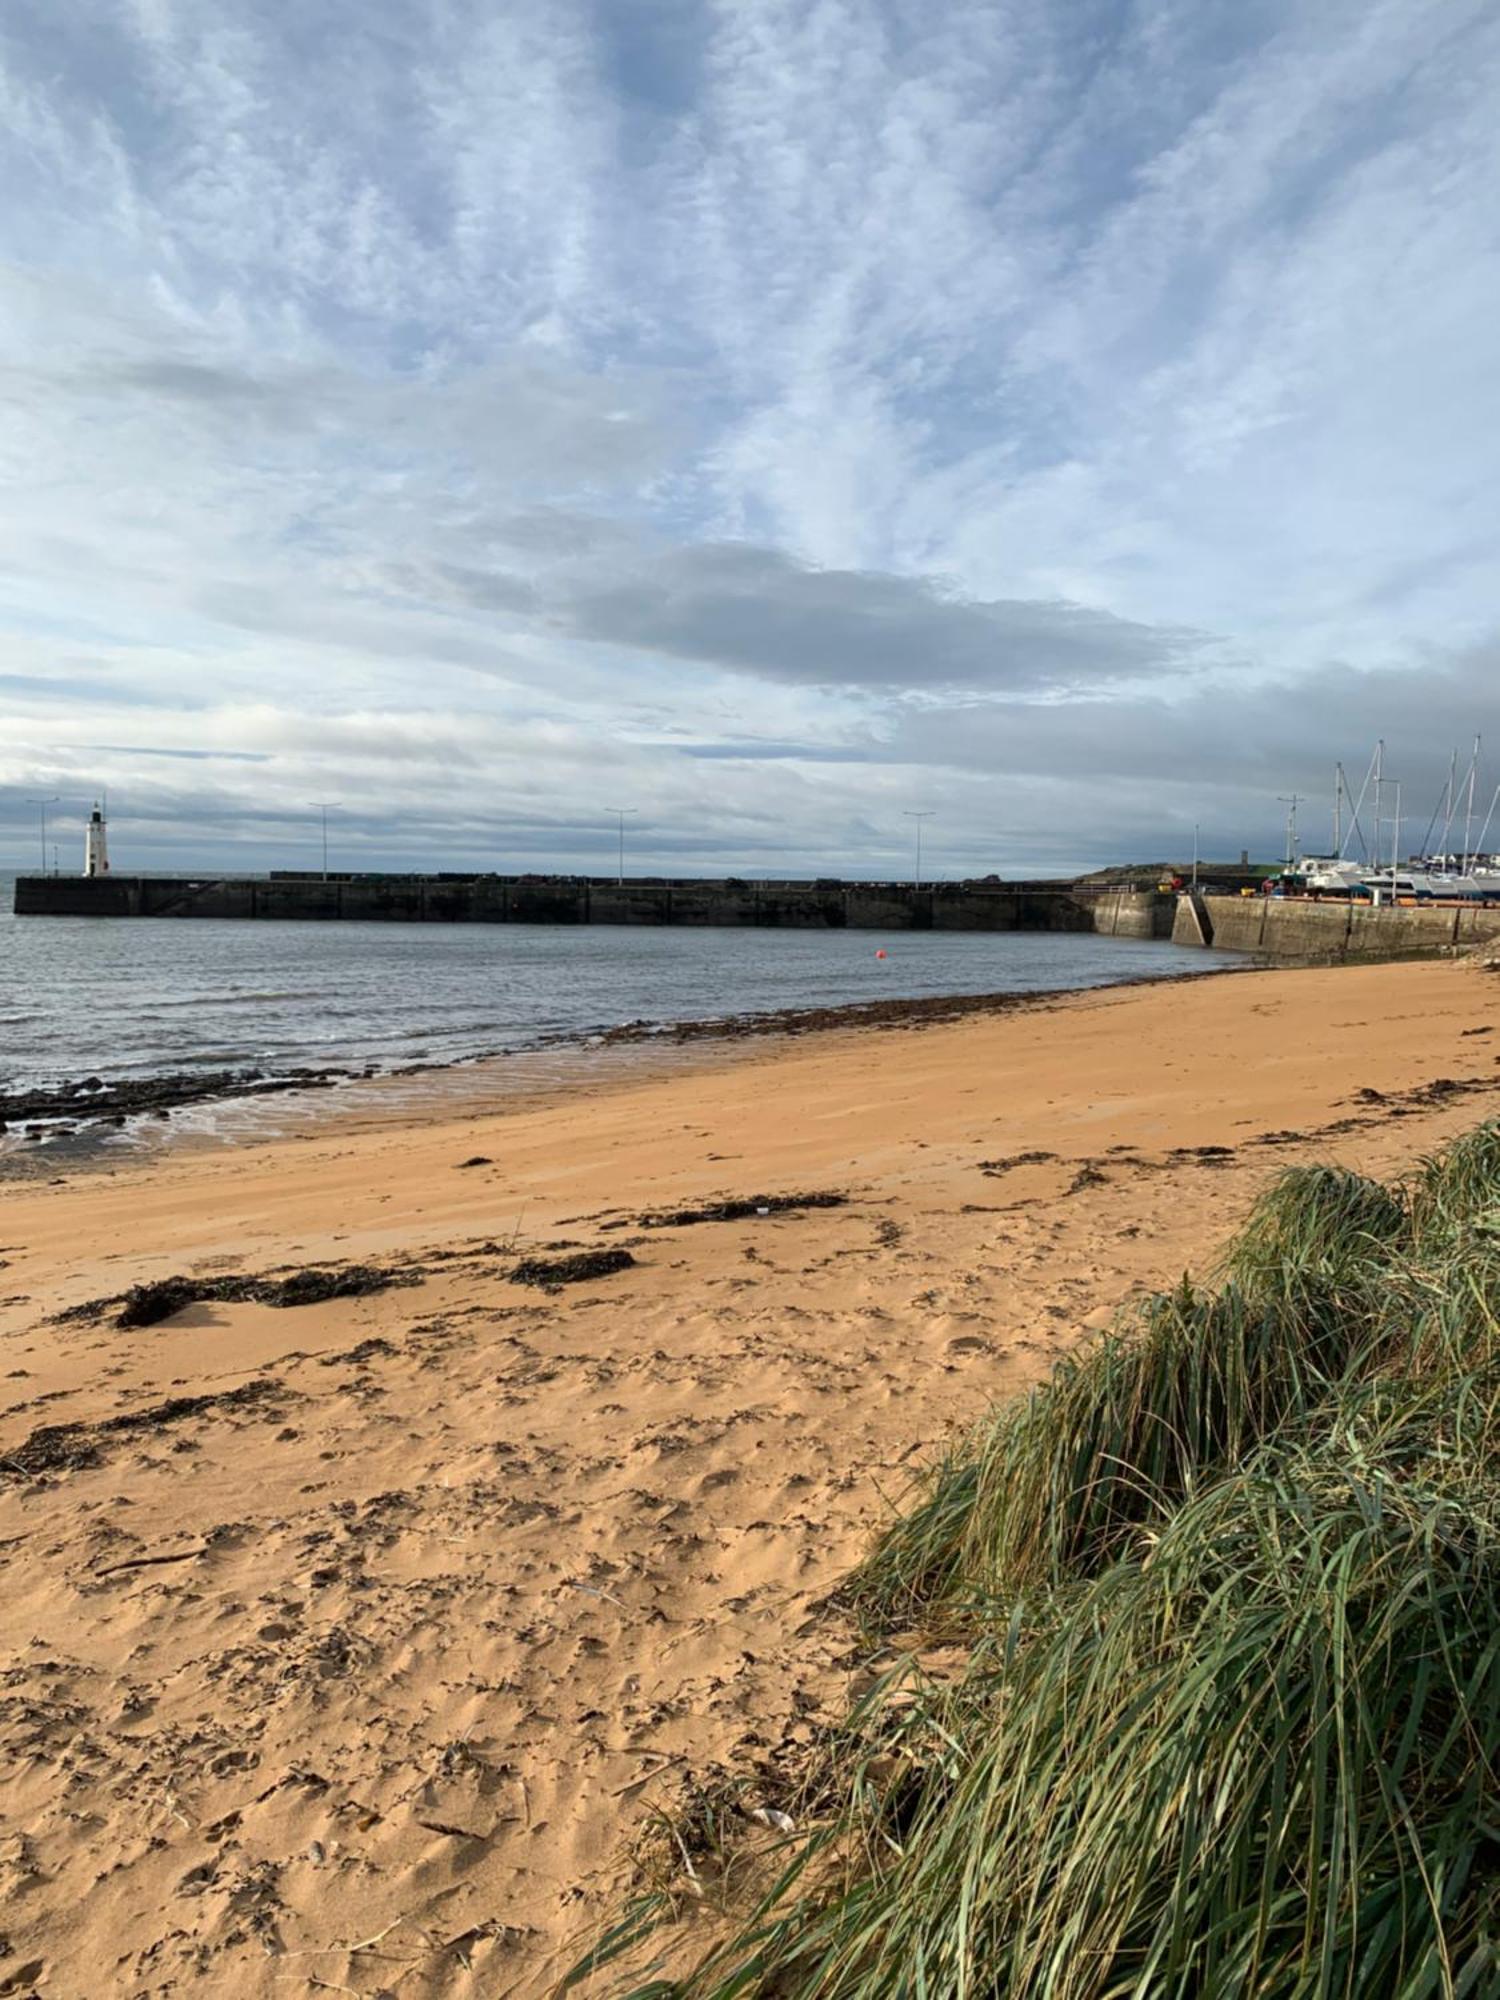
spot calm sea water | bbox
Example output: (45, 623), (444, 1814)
(0, 877), (1222, 1102)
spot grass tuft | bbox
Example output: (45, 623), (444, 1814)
(850, 1166), (1409, 1631)
(576, 1125), (1500, 2000)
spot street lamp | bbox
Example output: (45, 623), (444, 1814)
(25, 796), (59, 874)
(903, 810), (934, 889)
(311, 802), (339, 880)
(1192, 822), (1199, 893)
(606, 807), (637, 887)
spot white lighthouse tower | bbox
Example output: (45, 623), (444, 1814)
(84, 801), (110, 877)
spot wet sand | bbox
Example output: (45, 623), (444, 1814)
(3, 958), (1499, 1997)
(1, 964), (1238, 1177)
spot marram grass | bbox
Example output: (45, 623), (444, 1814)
(572, 1129), (1500, 2000)
(850, 1164), (1409, 1629)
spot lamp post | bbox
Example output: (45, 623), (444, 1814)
(903, 810), (934, 889)
(311, 802), (338, 880)
(1192, 822), (1199, 893)
(25, 795), (59, 874)
(606, 808), (637, 887)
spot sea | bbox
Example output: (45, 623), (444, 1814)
(0, 878), (1228, 1149)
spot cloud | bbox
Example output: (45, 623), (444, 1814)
(1, 0), (1498, 875)
(77, 743), (271, 762)
(554, 541), (1217, 691)
(386, 523), (1217, 692)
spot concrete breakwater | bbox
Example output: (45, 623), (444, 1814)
(13, 871), (1176, 936)
(23, 868), (1495, 962)
(1175, 893), (1500, 962)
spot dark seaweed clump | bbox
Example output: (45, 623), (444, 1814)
(638, 1191), (847, 1228)
(3, 1378), (287, 1481)
(58, 1263), (422, 1331)
(509, 1247), (637, 1288)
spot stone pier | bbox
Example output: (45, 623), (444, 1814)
(1173, 894), (1500, 962)
(14, 872), (1112, 933)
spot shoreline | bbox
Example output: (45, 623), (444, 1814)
(587, 957), (1251, 1044)
(0, 954), (1246, 1179)
(4, 957), (1495, 1998)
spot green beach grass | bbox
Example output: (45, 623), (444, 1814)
(570, 1124), (1500, 2000)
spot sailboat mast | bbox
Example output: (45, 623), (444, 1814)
(1440, 749), (1458, 861)
(1345, 743), (1379, 861)
(1474, 783), (1500, 865)
(1392, 782), (1401, 881)
(1464, 735), (1480, 874)
(1333, 766), (1343, 856)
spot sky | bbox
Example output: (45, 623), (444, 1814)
(1, 0), (1498, 880)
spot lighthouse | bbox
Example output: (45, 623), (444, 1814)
(84, 802), (110, 878)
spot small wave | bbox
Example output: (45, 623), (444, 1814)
(150, 989), (335, 1009)
(389, 1023), (500, 1043)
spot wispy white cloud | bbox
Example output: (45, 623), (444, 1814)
(0, 0), (1497, 874)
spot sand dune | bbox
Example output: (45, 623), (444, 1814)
(3, 959), (1499, 1998)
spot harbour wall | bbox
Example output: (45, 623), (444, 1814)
(1086, 885), (1177, 939)
(29, 869), (1495, 964)
(13, 872), (1168, 934)
(1174, 894), (1500, 962)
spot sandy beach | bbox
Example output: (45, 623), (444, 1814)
(4, 957), (1500, 1999)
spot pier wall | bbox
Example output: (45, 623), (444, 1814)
(28, 872), (1498, 965)
(1176, 894), (1500, 962)
(13, 873), (1101, 933)
(1084, 886), (1176, 939)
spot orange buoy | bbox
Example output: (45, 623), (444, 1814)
(875, 948), (887, 959)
